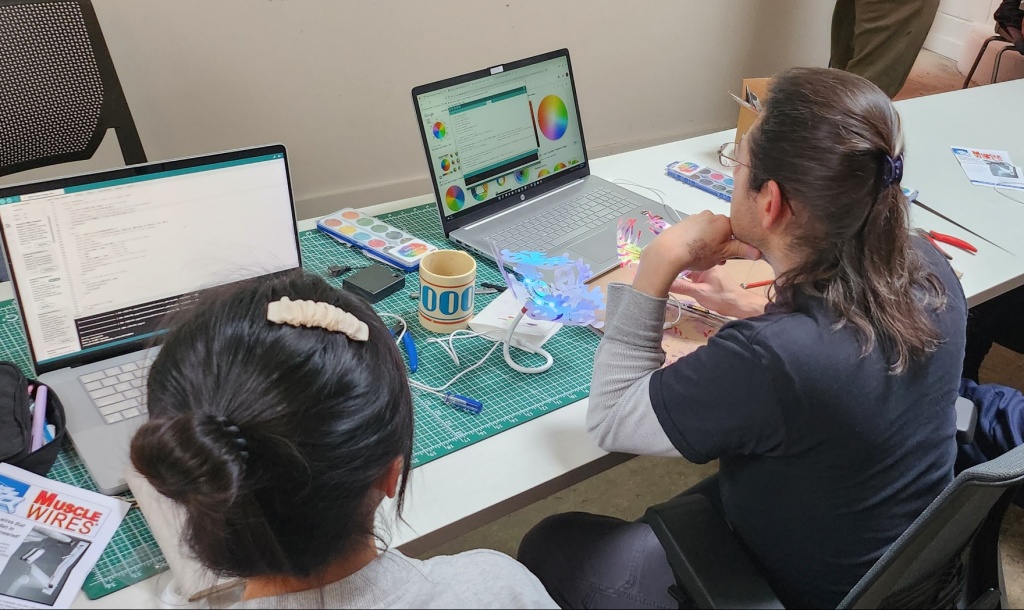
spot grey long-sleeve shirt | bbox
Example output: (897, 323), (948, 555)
(587, 283), (680, 457)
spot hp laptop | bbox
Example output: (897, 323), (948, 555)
(0, 145), (302, 494)
(412, 48), (672, 274)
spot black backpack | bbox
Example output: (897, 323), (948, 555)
(0, 362), (67, 476)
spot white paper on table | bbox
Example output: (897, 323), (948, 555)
(0, 463), (129, 609)
(950, 146), (1024, 191)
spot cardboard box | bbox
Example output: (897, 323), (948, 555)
(735, 77), (770, 143)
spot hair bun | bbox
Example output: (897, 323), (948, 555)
(130, 414), (247, 511)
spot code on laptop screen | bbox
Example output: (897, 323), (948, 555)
(0, 153), (298, 367)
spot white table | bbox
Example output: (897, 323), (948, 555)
(895, 79), (1024, 258)
(588, 129), (1024, 307)
(29, 90), (1022, 608)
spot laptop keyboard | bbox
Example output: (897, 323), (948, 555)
(489, 188), (638, 253)
(78, 358), (153, 424)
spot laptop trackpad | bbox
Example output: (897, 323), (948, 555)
(562, 228), (616, 263)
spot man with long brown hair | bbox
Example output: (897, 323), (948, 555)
(519, 67), (967, 609)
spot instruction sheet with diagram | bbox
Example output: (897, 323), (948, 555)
(950, 146), (1024, 191)
(0, 464), (128, 608)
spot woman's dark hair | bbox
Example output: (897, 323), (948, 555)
(130, 271), (413, 578)
(747, 67), (944, 374)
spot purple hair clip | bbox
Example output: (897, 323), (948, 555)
(882, 154), (904, 187)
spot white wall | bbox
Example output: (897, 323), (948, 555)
(2, 0), (833, 219)
(924, 0), (1001, 59)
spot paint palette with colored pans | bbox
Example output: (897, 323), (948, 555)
(665, 161), (734, 202)
(317, 208), (438, 272)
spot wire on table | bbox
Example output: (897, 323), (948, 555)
(379, 312), (406, 342)
(389, 310), (552, 400)
(382, 313), (491, 393)
(417, 335), (502, 392)
(426, 329), (490, 368)
(664, 295), (684, 329)
(501, 311), (554, 374)
(384, 314), (492, 412)
(611, 178), (684, 223)
(995, 188), (1024, 205)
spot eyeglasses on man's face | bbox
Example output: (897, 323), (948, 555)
(717, 142), (750, 169)
(718, 142), (797, 216)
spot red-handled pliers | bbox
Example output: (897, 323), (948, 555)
(915, 229), (977, 259)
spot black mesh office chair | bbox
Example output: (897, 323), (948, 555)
(0, 0), (146, 280)
(0, 0), (146, 176)
(645, 421), (1022, 608)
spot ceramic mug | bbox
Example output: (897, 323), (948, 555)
(418, 250), (476, 332)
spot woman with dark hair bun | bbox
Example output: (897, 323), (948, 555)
(520, 67), (968, 609)
(130, 271), (555, 608)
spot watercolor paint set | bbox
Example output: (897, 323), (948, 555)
(317, 208), (437, 272)
(666, 161), (734, 202)
(667, 160), (919, 205)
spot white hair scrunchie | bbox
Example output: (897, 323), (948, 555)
(266, 297), (369, 341)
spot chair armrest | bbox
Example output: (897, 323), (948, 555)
(644, 495), (784, 609)
(956, 395), (978, 445)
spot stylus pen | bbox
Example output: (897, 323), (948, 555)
(30, 386), (48, 452)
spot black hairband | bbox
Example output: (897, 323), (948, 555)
(214, 416), (249, 461)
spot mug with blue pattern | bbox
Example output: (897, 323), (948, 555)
(418, 250), (476, 333)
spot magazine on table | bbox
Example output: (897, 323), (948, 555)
(950, 146), (1024, 191)
(0, 463), (129, 609)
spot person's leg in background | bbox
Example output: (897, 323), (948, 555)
(830, 0), (941, 97)
(830, 0), (857, 71)
(517, 476), (722, 609)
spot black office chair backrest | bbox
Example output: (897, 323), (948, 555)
(839, 444), (1024, 609)
(0, 0), (146, 178)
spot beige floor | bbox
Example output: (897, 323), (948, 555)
(420, 49), (1024, 606)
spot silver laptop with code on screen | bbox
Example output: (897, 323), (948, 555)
(0, 145), (301, 494)
(412, 49), (674, 275)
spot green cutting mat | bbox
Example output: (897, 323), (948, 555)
(306, 204), (600, 466)
(0, 203), (599, 598)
